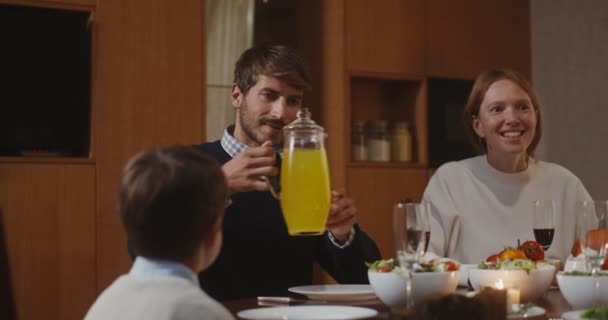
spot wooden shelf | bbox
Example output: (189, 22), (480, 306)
(346, 74), (427, 166)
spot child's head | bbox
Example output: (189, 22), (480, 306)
(118, 145), (227, 270)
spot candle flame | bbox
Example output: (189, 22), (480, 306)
(494, 279), (504, 289)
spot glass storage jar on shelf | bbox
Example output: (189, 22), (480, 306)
(368, 120), (391, 162)
(351, 121), (368, 161)
(391, 121), (412, 162)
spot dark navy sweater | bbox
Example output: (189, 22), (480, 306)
(196, 140), (381, 301)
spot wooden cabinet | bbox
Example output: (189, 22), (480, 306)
(347, 167), (428, 258)
(426, 0), (531, 79)
(341, 1), (431, 258)
(0, 163), (96, 320)
(346, 73), (428, 166)
(95, 0), (206, 292)
(0, 0), (207, 319)
(340, 0), (530, 258)
(345, 0), (425, 76)
(344, 72), (430, 258)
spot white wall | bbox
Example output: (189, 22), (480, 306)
(531, 0), (608, 198)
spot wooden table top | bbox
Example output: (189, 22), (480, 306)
(223, 287), (573, 319)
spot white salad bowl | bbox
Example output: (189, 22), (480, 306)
(457, 264), (478, 287)
(368, 270), (459, 307)
(468, 264), (555, 302)
(556, 272), (608, 309)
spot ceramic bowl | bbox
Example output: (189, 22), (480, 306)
(368, 270), (459, 307)
(468, 265), (555, 302)
(457, 264), (478, 287)
(556, 272), (608, 309)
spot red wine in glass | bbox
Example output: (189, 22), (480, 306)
(533, 200), (556, 252)
(533, 228), (554, 251)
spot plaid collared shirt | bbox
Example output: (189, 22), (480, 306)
(220, 125), (248, 158)
(220, 124), (355, 248)
(221, 125), (282, 158)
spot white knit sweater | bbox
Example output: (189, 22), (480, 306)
(423, 156), (591, 264)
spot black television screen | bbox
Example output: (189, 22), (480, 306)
(0, 4), (91, 157)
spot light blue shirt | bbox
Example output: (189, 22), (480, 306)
(129, 256), (198, 286)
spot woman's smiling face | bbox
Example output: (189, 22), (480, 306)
(473, 79), (538, 160)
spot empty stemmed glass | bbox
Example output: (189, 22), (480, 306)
(393, 201), (430, 308)
(574, 200), (608, 305)
(532, 200), (556, 253)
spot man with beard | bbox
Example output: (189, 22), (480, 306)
(196, 44), (381, 301)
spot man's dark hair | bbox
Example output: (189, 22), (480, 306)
(233, 44), (312, 95)
(118, 145), (227, 262)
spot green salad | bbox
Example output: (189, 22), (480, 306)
(366, 259), (403, 273)
(477, 259), (547, 272)
(366, 258), (459, 273)
(581, 306), (608, 320)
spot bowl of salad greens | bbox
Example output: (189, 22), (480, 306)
(468, 259), (555, 302)
(367, 259), (459, 307)
(557, 271), (608, 309)
(563, 306), (608, 320)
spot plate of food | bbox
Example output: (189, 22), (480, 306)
(468, 240), (555, 302)
(366, 258), (460, 307)
(237, 305), (378, 320)
(507, 304), (546, 319)
(288, 284), (376, 301)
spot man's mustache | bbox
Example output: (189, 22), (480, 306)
(260, 118), (285, 129)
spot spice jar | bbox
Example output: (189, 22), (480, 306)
(351, 121), (368, 161)
(368, 120), (391, 162)
(391, 121), (412, 162)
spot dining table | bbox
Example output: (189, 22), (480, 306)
(223, 287), (574, 319)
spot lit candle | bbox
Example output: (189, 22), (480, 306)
(494, 279), (504, 290)
(494, 279), (520, 313)
(507, 288), (520, 310)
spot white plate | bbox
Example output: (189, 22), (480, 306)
(507, 305), (546, 319)
(288, 285), (376, 301)
(562, 310), (585, 320)
(237, 305), (378, 320)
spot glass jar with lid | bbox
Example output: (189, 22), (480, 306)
(391, 121), (412, 162)
(367, 120), (391, 162)
(351, 121), (368, 161)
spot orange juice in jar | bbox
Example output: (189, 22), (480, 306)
(280, 148), (330, 235)
(279, 108), (331, 235)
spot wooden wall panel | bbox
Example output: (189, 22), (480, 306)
(345, 0), (426, 76)
(321, 0), (346, 188)
(94, 0), (205, 290)
(0, 163), (95, 320)
(347, 167), (429, 259)
(426, 0), (531, 79)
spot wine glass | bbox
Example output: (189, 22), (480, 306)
(393, 201), (430, 308)
(532, 200), (556, 252)
(575, 200), (608, 305)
